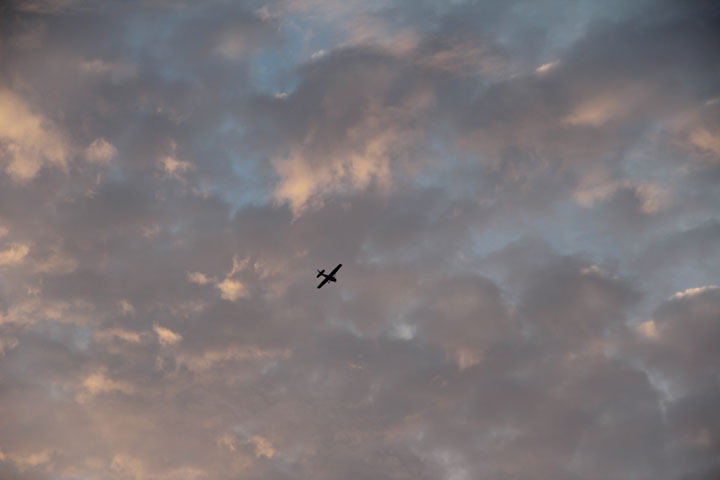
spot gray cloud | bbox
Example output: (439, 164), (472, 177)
(1, 0), (719, 479)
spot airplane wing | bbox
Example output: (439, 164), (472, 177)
(329, 264), (342, 276)
(317, 277), (330, 289)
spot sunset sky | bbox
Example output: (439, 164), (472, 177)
(1, 0), (719, 479)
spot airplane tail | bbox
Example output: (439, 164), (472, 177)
(316, 269), (325, 278)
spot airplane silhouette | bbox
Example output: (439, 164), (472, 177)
(316, 264), (342, 289)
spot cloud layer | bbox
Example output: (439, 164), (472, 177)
(1, 0), (719, 479)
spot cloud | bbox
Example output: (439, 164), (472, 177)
(1, 1), (719, 479)
(0, 242), (29, 265)
(175, 345), (291, 372)
(409, 273), (509, 368)
(187, 271), (210, 285)
(228, 255), (249, 277)
(632, 285), (720, 395)
(161, 156), (192, 177)
(254, 49), (434, 214)
(84, 138), (116, 165)
(562, 88), (641, 127)
(0, 335), (19, 356)
(94, 328), (143, 344)
(311, 49), (326, 59)
(517, 256), (639, 348)
(535, 61), (559, 73)
(216, 432), (237, 452)
(119, 299), (135, 315)
(3, 449), (53, 472)
(635, 320), (659, 339)
(250, 435), (275, 459)
(217, 278), (247, 301)
(79, 58), (139, 84)
(624, 285), (720, 475)
(31, 249), (78, 274)
(110, 453), (208, 480)
(0, 296), (98, 327)
(573, 178), (672, 214)
(0, 88), (69, 181)
(77, 369), (135, 403)
(153, 324), (182, 345)
(215, 32), (255, 61)
(10, 0), (84, 13)
(413, 37), (505, 77)
(109, 454), (146, 479)
(671, 285), (720, 300)
(688, 127), (720, 157)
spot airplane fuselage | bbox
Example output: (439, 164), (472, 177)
(316, 264), (342, 288)
(316, 269), (336, 281)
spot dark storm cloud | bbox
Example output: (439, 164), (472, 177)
(1, 0), (719, 479)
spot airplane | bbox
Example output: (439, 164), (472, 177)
(316, 263), (342, 289)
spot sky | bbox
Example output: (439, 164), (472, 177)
(0, 0), (719, 478)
